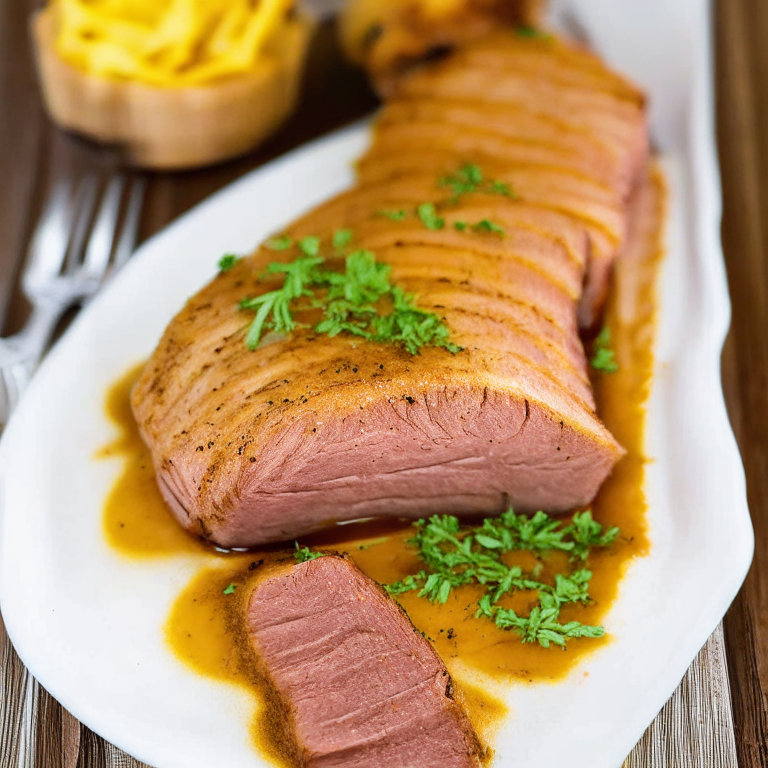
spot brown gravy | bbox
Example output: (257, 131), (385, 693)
(98, 165), (666, 764)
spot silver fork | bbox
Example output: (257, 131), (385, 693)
(0, 173), (145, 427)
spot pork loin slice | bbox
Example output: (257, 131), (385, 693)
(375, 100), (632, 196)
(364, 32), (648, 327)
(391, 35), (649, 193)
(356, 150), (626, 327)
(132, 230), (623, 546)
(453, 33), (646, 105)
(357, 145), (627, 241)
(371, 120), (622, 198)
(396, 65), (647, 162)
(246, 555), (483, 768)
(286, 177), (590, 284)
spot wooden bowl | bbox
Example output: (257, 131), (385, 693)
(31, 9), (314, 170)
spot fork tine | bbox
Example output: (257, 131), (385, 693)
(83, 174), (125, 277)
(22, 180), (73, 292)
(0, 365), (22, 426)
(0, 369), (11, 427)
(111, 177), (145, 270)
(65, 175), (99, 274)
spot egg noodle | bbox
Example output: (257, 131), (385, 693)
(50, 0), (296, 86)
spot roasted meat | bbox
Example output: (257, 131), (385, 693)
(246, 555), (483, 768)
(132, 30), (645, 548)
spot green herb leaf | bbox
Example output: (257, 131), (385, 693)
(298, 236), (321, 258)
(265, 235), (293, 251)
(490, 180), (519, 198)
(239, 250), (462, 355)
(294, 543), (323, 563)
(417, 203), (445, 231)
(386, 509), (619, 649)
(218, 254), (240, 272)
(473, 219), (505, 235)
(223, 583), (237, 595)
(567, 511), (620, 561)
(378, 209), (408, 221)
(454, 221), (468, 232)
(516, 26), (552, 40)
(478, 597), (604, 648)
(439, 164), (518, 204)
(385, 572), (429, 596)
(333, 229), (353, 249)
(241, 255), (323, 349)
(439, 163), (484, 201)
(590, 326), (619, 373)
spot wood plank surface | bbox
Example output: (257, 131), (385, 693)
(717, 0), (768, 764)
(1, 1), (767, 766)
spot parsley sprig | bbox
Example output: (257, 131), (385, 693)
(377, 209), (408, 221)
(516, 25), (553, 41)
(295, 543), (323, 563)
(439, 163), (519, 203)
(590, 326), (619, 373)
(417, 203), (445, 231)
(239, 242), (462, 355)
(385, 510), (619, 649)
(218, 254), (240, 272)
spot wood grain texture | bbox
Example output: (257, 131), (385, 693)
(623, 625), (738, 767)
(0, 0), (47, 333)
(717, 0), (768, 765)
(1, 0), (767, 765)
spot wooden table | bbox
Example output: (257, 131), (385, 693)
(1, 1), (766, 765)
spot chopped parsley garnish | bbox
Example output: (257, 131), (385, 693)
(240, 254), (322, 348)
(476, 594), (604, 647)
(439, 163), (520, 203)
(452, 218), (505, 235)
(516, 26), (553, 40)
(333, 229), (353, 249)
(218, 254), (240, 272)
(295, 543), (323, 563)
(378, 209), (408, 221)
(223, 583), (237, 595)
(490, 180), (515, 196)
(385, 510), (619, 649)
(298, 236), (321, 258)
(473, 219), (505, 235)
(590, 326), (619, 373)
(239, 246), (462, 355)
(417, 203), (445, 231)
(265, 235), (293, 251)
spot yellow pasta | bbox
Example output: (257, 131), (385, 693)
(49, 0), (297, 87)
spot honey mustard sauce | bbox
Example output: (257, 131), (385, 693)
(98, 165), (666, 764)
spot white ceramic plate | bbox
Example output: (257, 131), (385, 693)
(0, 1), (752, 767)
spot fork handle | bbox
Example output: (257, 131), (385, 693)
(17, 299), (66, 372)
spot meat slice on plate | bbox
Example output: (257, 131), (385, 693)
(132, 178), (624, 548)
(366, 31), (649, 327)
(246, 555), (483, 768)
(394, 57), (648, 189)
(371, 100), (632, 196)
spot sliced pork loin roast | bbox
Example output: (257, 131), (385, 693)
(132, 172), (623, 548)
(246, 555), (483, 768)
(359, 30), (649, 328)
(132, 30), (639, 549)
